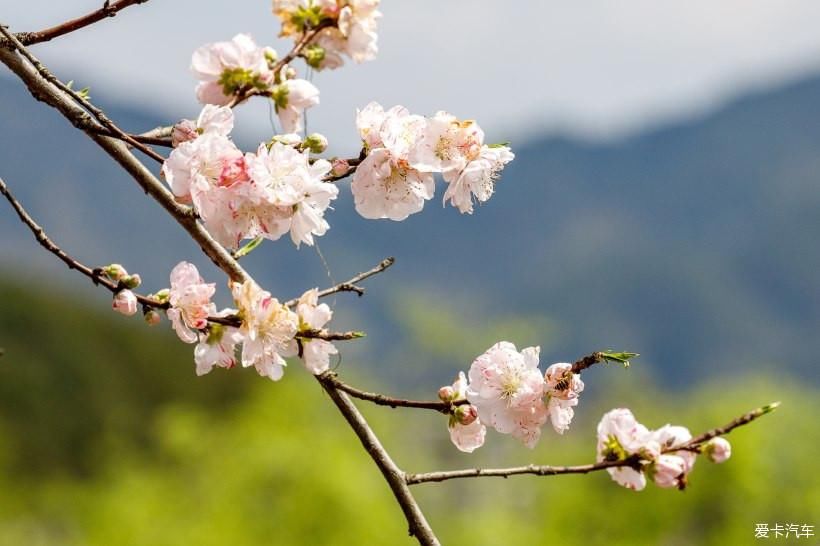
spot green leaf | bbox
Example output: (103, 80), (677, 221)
(233, 236), (264, 259)
(600, 351), (640, 368)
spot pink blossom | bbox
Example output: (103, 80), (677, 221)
(544, 362), (584, 434)
(295, 288), (338, 374)
(112, 289), (138, 316)
(273, 78), (320, 134)
(447, 372), (486, 453)
(465, 342), (547, 448)
(596, 408), (657, 491)
(442, 145), (514, 214)
(231, 280), (298, 381)
(191, 33), (272, 105)
(704, 437), (731, 463)
(649, 454), (688, 489)
(194, 309), (243, 376)
(167, 261), (216, 344)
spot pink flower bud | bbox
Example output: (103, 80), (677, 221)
(103, 263), (128, 282)
(144, 309), (162, 326)
(112, 290), (138, 316)
(438, 385), (455, 402)
(454, 404), (478, 426)
(331, 158), (350, 177)
(704, 437), (731, 463)
(172, 119), (198, 147)
(122, 273), (141, 289)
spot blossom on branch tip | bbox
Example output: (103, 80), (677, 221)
(704, 437), (731, 463)
(465, 342), (547, 448)
(544, 362), (584, 434)
(167, 261), (217, 344)
(351, 103), (433, 220)
(112, 289), (138, 316)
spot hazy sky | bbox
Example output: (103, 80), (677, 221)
(5, 1), (820, 152)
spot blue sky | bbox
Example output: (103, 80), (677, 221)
(5, 1), (820, 152)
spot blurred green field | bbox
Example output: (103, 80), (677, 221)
(0, 277), (817, 545)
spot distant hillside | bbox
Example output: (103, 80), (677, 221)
(1, 73), (819, 386)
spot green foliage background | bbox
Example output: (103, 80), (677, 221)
(0, 278), (817, 545)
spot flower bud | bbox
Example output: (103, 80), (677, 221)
(304, 133), (328, 154)
(121, 273), (142, 289)
(304, 44), (326, 69)
(453, 404), (478, 426)
(151, 288), (170, 303)
(112, 289), (138, 316)
(171, 119), (198, 147)
(103, 263), (128, 282)
(704, 437), (731, 463)
(271, 133), (302, 147)
(331, 158), (350, 178)
(284, 66), (297, 80)
(144, 309), (162, 326)
(263, 46), (278, 68)
(437, 385), (455, 402)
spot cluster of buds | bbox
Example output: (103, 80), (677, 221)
(104, 264), (142, 317)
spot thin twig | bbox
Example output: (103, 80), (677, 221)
(321, 372), (459, 414)
(405, 403), (778, 485)
(1, 0), (149, 48)
(0, 176), (164, 309)
(284, 257), (395, 307)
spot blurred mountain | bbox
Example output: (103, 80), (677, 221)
(1, 72), (819, 386)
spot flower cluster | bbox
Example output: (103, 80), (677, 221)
(597, 408), (731, 491)
(163, 105), (337, 249)
(353, 102), (515, 219)
(191, 33), (320, 133)
(273, 0), (382, 69)
(121, 262), (338, 380)
(440, 341), (584, 452)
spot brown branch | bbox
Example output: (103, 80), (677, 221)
(321, 372), (458, 414)
(272, 19), (335, 74)
(405, 403), (777, 485)
(284, 256), (395, 307)
(0, 40), (250, 283)
(406, 458), (638, 485)
(0, 27), (165, 164)
(1, 0), (150, 48)
(0, 176), (164, 309)
(316, 373), (440, 545)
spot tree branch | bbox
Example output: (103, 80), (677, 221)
(284, 256), (395, 307)
(0, 26), (165, 164)
(0, 176), (164, 309)
(1, 0), (150, 48)
(316, 373), (440, 545)
(405, 402), (778, 485)
(0, 40), (249, 283)
(321, 372), (459, 414)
